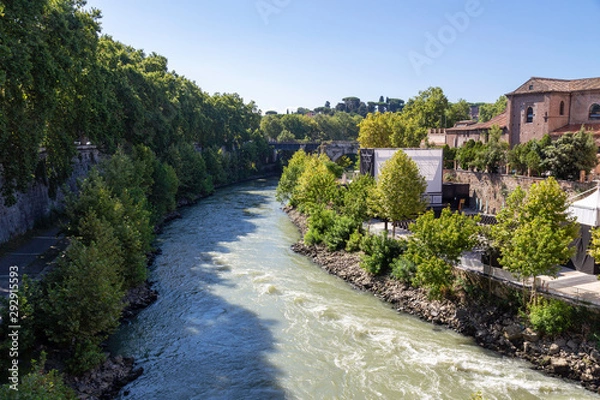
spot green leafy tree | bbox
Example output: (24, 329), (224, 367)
(507, 135), (551, 176)
(260, 114), (283, 140)
(294, 154), (339, 214)
(543, 128), (598, 180)
(478, 125), (509, 173)
(479, 95), (507, 122)
(457, 139), (486, 170)
(402, 86), (449, 129)
(65, 169), (151, 287)
(358, 112), (423, 149)
(165, 142), (213, 201)
(492, 178), (578, 302)
(38, 231), (125, 373)
(375, 150), (427, 234)
(445, 99), (471, 127)
(408, 209), (481, 298)
(357, 112), (394, 148)
(338, 174), (375, 223)
(276, 150), (310, 205)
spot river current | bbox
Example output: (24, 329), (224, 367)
(110, 179), (599, 400)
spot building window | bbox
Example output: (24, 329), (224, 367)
(529, 84), (534, 90)
(590, 103), (600, 120)
(526, 107), (533, 123)
(559, 101), (565, 116)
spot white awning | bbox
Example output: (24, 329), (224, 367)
(568, 188), (600, 227)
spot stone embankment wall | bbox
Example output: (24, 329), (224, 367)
(446, 170), (595, 215)
(0, 145), (99, 245)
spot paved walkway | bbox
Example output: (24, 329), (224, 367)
(460, 251), (600, 307)
(0, 226), (65, 297)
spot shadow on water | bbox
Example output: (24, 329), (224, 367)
(111, 179), (288, 399)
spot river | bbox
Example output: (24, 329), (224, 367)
(110, 178), (599, 399)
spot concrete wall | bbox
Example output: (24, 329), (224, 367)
(446, 170), (594, 215)
(0, 146), (99, 245)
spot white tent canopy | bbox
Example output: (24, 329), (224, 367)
(568, 187), (600, 227)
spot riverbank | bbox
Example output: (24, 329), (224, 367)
(285, 208), (600, 394)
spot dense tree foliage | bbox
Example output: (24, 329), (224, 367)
(454, 128), (596, 179)
(542, 129), (598, 180)
(407, 209), (480, 298)
(372, 150), (427, 234)
(478, 95), (507, 123)
(492, 178), (578, 302)
(0, 1), (269, 206)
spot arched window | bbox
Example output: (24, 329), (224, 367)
(590, 103), (600, 120)
(526, 107), (533, 123)
(559, 101), (565, 116)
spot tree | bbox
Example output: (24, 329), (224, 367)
(294, 154), (339, 214)
(275, 150), (310, 205)
(507, 135), (551, 176)
(445, 99), (471, 127)
(457, 139), (485, 170)
(337, 173), (375, 224)
(408, 209), (480, 298)
(260, 114), (283, 140)
(543, 128), (598, 180)
(492, 178), (578, 302)
(358, 112), (423, 149)
(375, 150), (427, 234)
(478, 125), (509, 173)
(479, 95), (507, 122)
(357, 112), (393, 148)
(402, 87), (449, 129)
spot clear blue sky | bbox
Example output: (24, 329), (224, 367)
(85, 0), (600, 114)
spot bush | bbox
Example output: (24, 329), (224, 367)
(0, 354), (76, 399)
(304, 206), (336, 245)
(528, 298), (574, 336)
(391, 256), (417, 284)
(324, 215), (360, 251)
(345, 228), (363, 252)
(360, 232), (406, 275)
(0, 277), (38, 380)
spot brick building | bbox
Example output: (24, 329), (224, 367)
(428, 77), (600, 148)
(506, 77), (600, 146)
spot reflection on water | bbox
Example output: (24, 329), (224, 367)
(111, 179), (599, 400)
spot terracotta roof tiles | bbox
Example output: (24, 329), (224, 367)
(509, 77), (600, 95)
(445, 111), (508, 132)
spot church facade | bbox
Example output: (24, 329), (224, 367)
(506, 77), (600, 146)
(429, 77), (600, 148)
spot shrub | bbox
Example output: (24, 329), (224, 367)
(345, 228), (363, 252)
(0, 277), (38, 380)
(391, 256), (417, 284)
(0, 353), (76, 399)
(304, 206), (336, 245)
(324, 215), (360, 251)
(360, 232), (406, 275)
(528, 298), (574, 336)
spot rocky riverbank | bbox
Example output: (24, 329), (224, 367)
(286, 208), (600, 394)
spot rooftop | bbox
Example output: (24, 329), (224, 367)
(508, 77), (600, 95)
